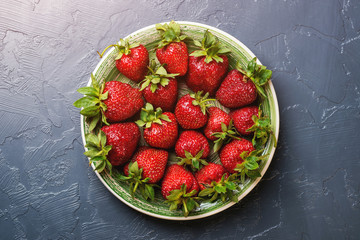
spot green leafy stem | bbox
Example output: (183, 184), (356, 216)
(73, 73), (109, 132)
(234, 149), (268, 183)
(198, 173), (239, 203)
(83, 130), (113, 175)
(114, 162), (156, 201)
(236, 57), (272, 99)
(165, 184), (200, 217)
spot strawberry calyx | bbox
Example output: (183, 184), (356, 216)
(165, 184), (199, 217)
(190, 30), (231, 63)
(114, 162), (156, 201)
(139, 61), (179, 93)
(190, 91), (216, 115)
(198, 173), (239, 203)
(97, 38), (140, 60)
(236, 57), (272, 99)
(135, 103), (171, 128)
(156, 20), (187, 48)
(212, 120), (241, 152)
(73, 73), (109, 131)
(83, 130), (113, 175)
(246, 105), (277, 149)
(234, 149), (268, 183)
(177, 149), (208, 171)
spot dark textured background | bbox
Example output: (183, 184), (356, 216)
(0, 0), (359, 239)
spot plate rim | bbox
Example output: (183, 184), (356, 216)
(80, 21), (280, 221)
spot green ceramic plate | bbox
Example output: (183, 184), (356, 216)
(81, 21), (279, 220)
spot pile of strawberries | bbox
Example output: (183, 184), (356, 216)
(74, 21), (275, 217)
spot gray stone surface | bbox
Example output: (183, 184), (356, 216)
(0, 0), (359, 239)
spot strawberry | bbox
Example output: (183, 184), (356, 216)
(216, 57), (272, 108)
(195, 163), (228, 191)
(230, 106), (259, 136)
(101, 123), (140, 166)
(161, 165), (199, 198)
(203, 107), (241, 152)
(161, 164), (200, 216)
(196, 163), (239, 203)
(124, 147), (168, 183)
(74, 74), (144, 126)
(102, 81), (144, 122)
(219, 138), (255, 174)
(232, 106), (276, 149)
(136, 103), (178, 149)
(204, 107), (231, 141)
(74, 75), (144, 127)
(175, 130), (210, 170)
(174, 91), (213, 129)
(98, 39), (149, 82)
(82, 123), (140, 174)
(216, 69), (257, 108)
(186, 30), (230, 96)
(120, 146), (168, 200)
(155, 21), (188, 76)
(219, 139), (268, 182)
(140, 63), (179, 112)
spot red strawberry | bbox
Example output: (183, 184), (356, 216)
(186, 30), (230, 96)
(157, 42), (188, 76)
(230, 106), (259, 135)
(175, 131), (210, 158)
(124, 146), (168, 183)
(140, 64), (179, 112)
(204, 107), (241, 152)
(103, 81), (144, 122)
(186, 55), (228, 96)
(143, 79), (177, 112)
(216, 69), (257, 108)
(122, 146), (168, 200)
(101, 123), (140, 166)
(175, 130), (210, 170)
(161, 164), (199, 216)
(232, 106), (276, 149)
(156, 21), (188, 76)
(195, 163), (228, 190)
(204, 107), (231, 141)
(98, 39), (149, 82)
(216, 58), (273, 108)
(82, 122), (140, 174)
(136, 103), (178, 149)
(175, 91), (213, 129)
(161, 165), (199, 198)
(123, 147), (147, 176)
(219, 139), (255, 173)
(196, 163), (239, 203)
(74, 75), (144, 130)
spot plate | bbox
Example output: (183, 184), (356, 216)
(80, 21), (279, 220)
